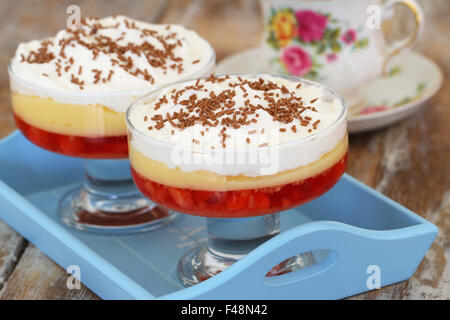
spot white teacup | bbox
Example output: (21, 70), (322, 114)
(260, 0), (424, 105)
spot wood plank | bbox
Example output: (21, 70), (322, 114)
(160, 0), (262, 61)
(0, 244), (99, 300)
(0, 222), (27, 291)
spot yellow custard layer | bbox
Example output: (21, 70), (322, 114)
(11, 92), (127, 137)
(129, 137), (348, 191)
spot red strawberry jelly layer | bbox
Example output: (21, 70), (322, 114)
(131, 152), (348, 218)
(14, 114), (128, 159)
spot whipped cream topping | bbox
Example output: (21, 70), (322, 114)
(131, 75), (344, 149)
(129, 75), (347, 177)
(10, 15), (215, 112)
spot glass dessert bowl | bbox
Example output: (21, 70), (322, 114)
(9, 15), (215, 234)
(127, 74), (348, 285)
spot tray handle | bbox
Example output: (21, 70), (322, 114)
(188, 220), (436, 299)
(240, 221), (350, 286)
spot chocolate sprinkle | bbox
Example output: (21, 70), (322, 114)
(18, 16), (191, 89)
(143, 76), (325, 148)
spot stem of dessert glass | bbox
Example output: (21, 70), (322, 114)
(207, 214), (281, 257)
(178, 213), (281, 286)
(178, 213), (317, 286)
(83, 159), (142, 206)
(59, 159), (178, 234)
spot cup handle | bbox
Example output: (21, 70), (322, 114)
(381, 0), (424, 75)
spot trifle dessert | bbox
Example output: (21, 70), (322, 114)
(127, 74), (348, 284)
(9, 15), (215, 233)
(10, 15), (214, 158)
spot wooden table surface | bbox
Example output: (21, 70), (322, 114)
(0, 0), (448, 300)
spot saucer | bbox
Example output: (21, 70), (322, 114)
(216, 48), (443, 133)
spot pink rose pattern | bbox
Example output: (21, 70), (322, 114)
(267, 8), (369, 80)
(360, 106), (389, 115)
(326, 53), (338, 63)
(295, 10), (328, 43)
(342, 29), (357, 44)
(281, 46), (313, 77)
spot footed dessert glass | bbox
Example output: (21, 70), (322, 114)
(127, 75), (348, 284)
(9, 15), (215, 234)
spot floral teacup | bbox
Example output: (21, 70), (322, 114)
(260, 0), (424, 105)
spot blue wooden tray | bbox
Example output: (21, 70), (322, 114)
(0, 131), (437, 299)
